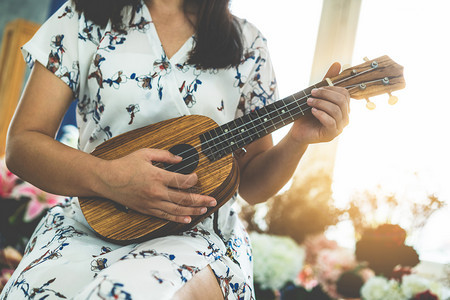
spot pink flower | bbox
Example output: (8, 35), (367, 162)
(12, 184), (61, 222)
(0, 268), (15, 293)
(315, 247), (358, 299)
(0, 160), (19, 199)
(297, 264), (319, 290)
(303, 233), (338, 265)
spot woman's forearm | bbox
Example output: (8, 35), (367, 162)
(238, 132), (308, 205)
(6, 130), (105, 197)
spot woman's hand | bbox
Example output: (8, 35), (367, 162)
(289, 63), (350, 145)
(96, 148), (217, 224)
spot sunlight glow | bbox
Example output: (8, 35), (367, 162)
(231, 0), (450, 264)
(230, 0), (323, 144)
(332, 0), (450, 263)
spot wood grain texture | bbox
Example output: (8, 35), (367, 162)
(79, 115), (239, 244)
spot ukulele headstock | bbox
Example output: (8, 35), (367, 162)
(330, 55), (406, 110)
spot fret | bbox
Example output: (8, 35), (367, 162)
(229, 120), (240, 146)
(217, 121), (238, 158)
(273, 100), (288, 127)
(249, 109), (264, 136)
(260, 106), (278, 132)
(255, 109), (270, 134)
(302, 90), (308, 98)
(221, 123), (232, 140)
(233, 117), (253, 147)
(282, 98), (295, 121)
(241, 114), (258, 142)
(226, 120), (241, 153)
(216, 124), (229, 159)
(293, 93), (305, 116)
(213, 126), (227, 158)
(201, 83), (329, 162)
(200, 130), (215, 161)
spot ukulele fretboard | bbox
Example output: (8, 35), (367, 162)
(200, 80), (329, 162)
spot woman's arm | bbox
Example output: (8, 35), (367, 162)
(237, 63), (350, 205)
(6, 62), (216, 223)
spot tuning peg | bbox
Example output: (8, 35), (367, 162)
(388, 92), (398, 105)
(365, 98), (376, 110)
(363, 56), (370, 62)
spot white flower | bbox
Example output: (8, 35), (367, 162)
(250, 232), (304, 291)
(401, 274), (443, 299)
(386, 279), (404, 300)
(361, 274), (444, 300)
(361, 276), (403, 300)
(401, 274), (429, 298)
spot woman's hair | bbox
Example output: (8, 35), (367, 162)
(73, 0), (243, 69)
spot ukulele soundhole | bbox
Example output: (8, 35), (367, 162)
(164, 144), (199, 174)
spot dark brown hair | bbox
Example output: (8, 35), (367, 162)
(73, 0), (243, 69)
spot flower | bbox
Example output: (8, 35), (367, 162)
(250, 232), (304, 291)
(0, 268), (15, 292)
(303, 233), (338, 265)
(11, 184), (60, 222)
(314, 247), (358, 298)
(361, 274), (444, 300)
(401, 274), (443, 300)
(297, 264), (318, 290)
(361, 276), (403, 300)
(0, 160), (19, 199)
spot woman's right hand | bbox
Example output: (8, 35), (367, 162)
(95, 148), (217, 224)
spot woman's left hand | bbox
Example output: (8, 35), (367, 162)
(289, 62), (350, 145)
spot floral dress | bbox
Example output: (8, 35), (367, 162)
(0, 1), (278, 299)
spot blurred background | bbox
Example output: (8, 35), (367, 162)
(0, 0), (449, 298)
(231, 0), (450, 262)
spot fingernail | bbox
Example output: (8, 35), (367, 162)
(184, 217), (191, 223)
(209, 200), (217, 206)
(175, 155), (182, 159)
(200, 207), (207, 214)
(307, 98), (313, 104)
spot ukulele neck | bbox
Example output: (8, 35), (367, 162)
(200, 80), (330, 162)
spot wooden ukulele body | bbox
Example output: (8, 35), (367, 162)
(79, 114), (239, 244)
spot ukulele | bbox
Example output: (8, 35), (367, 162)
(79, 55), (405, 244)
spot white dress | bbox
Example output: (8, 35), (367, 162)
(0, 1), (278, 299)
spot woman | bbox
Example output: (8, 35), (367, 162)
(1, 0), (350, 299)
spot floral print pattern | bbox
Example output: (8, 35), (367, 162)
(1, 0), (278, 299)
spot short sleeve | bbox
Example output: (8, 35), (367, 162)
(21, 0), (81, 97)
(235, 21), (279, 118)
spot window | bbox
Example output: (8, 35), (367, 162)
(333, 0), (450, 263)
(230, 0), (323, 143)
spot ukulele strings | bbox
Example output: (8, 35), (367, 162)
(162, 64), (380, 171)
(163, 77), (384, 174)
(166, 67), (379, 163)
(162, 81), (375, 175)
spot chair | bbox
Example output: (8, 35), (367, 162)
(0, 19), (39, 157)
